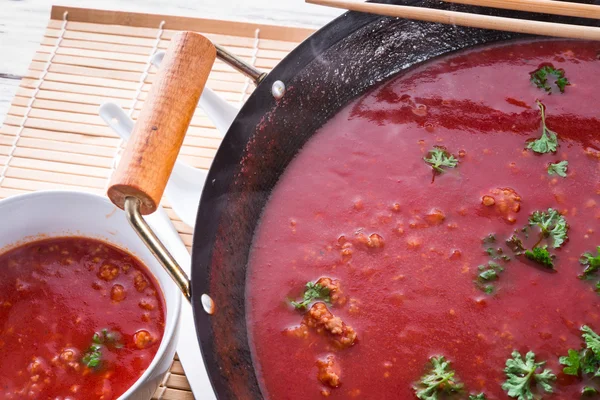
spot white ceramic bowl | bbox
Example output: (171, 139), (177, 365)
(0, 190), (182, 399)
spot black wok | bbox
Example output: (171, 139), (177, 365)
(107, 1), (600, 398)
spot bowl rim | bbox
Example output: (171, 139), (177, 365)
(0, 189), (183, 399)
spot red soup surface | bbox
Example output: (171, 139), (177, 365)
(247, 39), (600, 399)
(0, 237), (165, 399)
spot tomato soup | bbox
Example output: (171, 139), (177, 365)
(0, 237), (165, 399)
(247, 40), (600, 399)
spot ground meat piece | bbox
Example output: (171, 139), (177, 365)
(317, 355), (341, 388)
(316, 277), (346, 306)
(425, 208), (446, 225)
(304, 302), (357, 349)
(481, 187), (522, 224)
(133, 330), (153, 349)
(110, 284), (126, 302)
(133, 272), (148, 292)
(283, 324), (309, 339)
(355, 232), (384, 249)
(98, 264), (119, 281)
(51, 348), (81, 372)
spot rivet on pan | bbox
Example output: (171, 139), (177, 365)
(271, 80), (286, 99)
(201, 293), (215, 315)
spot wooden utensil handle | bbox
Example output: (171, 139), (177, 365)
(108, 32), (216, 215)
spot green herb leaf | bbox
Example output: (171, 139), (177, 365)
(475, 262), (505, 293)
(580, 348), (600, 376)
(547, 161), (568, 178)
(582, 326), (600, 355)
(483, 284), (495, 295)
(423, 147), (458, 174)
(580, 247), (600, 279)
(528, 208), (568, 249)
(583, 386), (598, 396)
(559, 326), (600, 381)
(527, 101), (559, 154)
(469, 394), (487, 400)
(82, 343), (102, 368)
(559, 349), (581, 376)
(290, 281), (330, 310)
(530, 65), (570, 93)
(414, 356), (464, 400)
(479, 269), (498, 281)
(525, 247), (554, 269)
(502, 350), (556, 400)
(81, 329), (123, 369)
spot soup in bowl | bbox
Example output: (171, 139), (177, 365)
(0, 191), (181, 399)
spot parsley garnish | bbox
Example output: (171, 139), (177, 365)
(527, 101), (559, 154)
(528, 208), (568, 249)
(486, 247), (511, 262)
(414, 356), (463, 400)
(560, 349), (581, 376)
(583, 386), (599, 396)
(525, 247), (554, 269)
(559, 326), (600, 378)
(530, 64), (570, 93)
(580, 247), (600, 279)
(547, 161), (568, 178)
(469, 394), (487, 400)
(82, 343), (102, 368)
(583, 325), (600, 355)
(502, 350), (556, 400)
(290, 281), (330, 310)
(81, 329), (123, 369)
(475, 261), (505, 294)
(423, 147), (458, 174)
(94, 328), (123, 346)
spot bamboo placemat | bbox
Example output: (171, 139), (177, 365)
(0, 5), (313, 399)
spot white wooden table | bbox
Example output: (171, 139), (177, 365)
(0, 0), (342, 125)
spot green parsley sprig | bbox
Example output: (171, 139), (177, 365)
(290, 281), (330, 310)
(475, 261), (505, 294)
(530, 65), (570, 94)
(414, 356), (464, 400)
(524, 247), (554, 269)
(559, 325), (600, 379)
(82, 344), (102, 368)
(580, 247), (600, 280)
(528, 208), (568, 249)
(527, 101), (559, 154)
(423, 147), (459, 175)
(547, 161), (568, 178)
(81, 328), (123, 369)
(502, 350), (556, 400)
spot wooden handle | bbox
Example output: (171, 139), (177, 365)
(108, 32), (216, 215)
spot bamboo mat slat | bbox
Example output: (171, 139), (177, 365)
(0, 6), (312, 399)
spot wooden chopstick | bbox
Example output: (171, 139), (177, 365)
(442, 0), (600, 20)
(305, 0), (600, 41)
